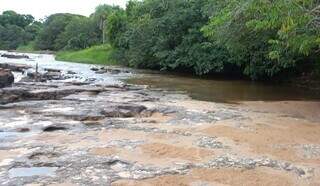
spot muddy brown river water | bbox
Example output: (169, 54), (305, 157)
(0, 51), (320, 186)
(127, 72), (320, 102)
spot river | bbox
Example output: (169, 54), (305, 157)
(1, 50), (319, 103)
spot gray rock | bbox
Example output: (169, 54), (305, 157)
(90, 67), (99, 71)
(1, 53), (29, 59)
(0, 63), (31, 72)
(196, 136), (225, 149)
(0, 68), (14, 88)
(43, 71), (64, 80)
(67, 71), (77, 75)
(44, 68), (62, 73)
(101, 103), (147, 118)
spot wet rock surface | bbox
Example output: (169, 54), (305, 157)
(91, 66), (131, 75)
(0, 54), (320, 185)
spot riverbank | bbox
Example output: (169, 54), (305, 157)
(0, 52), (320, 185)
(55, 45), (116, 65)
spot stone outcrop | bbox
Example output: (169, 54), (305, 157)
(0, 63), (31, 72)
(0, 68), (14, 88)
(1, 53), (29, 59)
(101, 103), (147, 118)
(91, 66), (131, 74)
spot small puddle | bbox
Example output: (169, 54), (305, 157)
(0, 132), (33, 142)
(0, 132), (20, 141)
(8, 167), (58, 178)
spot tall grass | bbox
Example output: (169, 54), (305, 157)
(55, 45), (116, 65)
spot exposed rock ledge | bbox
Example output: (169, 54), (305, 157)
(0, 63), (319, 186)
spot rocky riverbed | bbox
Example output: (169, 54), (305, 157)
(0, 52), (320, 186)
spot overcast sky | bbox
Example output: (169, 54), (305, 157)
(0, 0), (128, 20)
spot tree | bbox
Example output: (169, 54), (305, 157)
(56, 17), (100, 50)
(35, 13), (79, 50)
(202, 0), (320, 79)
(91, 4), (121, 43)
(0, 11), (37, 50)
(0, 10), (34, 28)
(0, 24), (25, 49)
(107, 0), (231, 74)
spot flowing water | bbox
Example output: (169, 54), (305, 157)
(0, 50), (130, 85)
(1, 50), (319, 102)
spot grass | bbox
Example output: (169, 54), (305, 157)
(16, 41), (36, 52)
(55, 45), (116, 65)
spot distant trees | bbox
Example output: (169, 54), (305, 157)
(0, 6), (120, 51)
(0, 11), (40, 50)
(35, 13), (79, 50)
(35, 5), (120, 51)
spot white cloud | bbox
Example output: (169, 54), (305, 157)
(0, 0), (128, 19)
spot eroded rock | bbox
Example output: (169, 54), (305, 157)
(0, 63), (31, 72)
(101, 103), (147, 118)
(43, 126), (68, 132)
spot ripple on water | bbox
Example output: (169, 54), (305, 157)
(8, 167), (58, 178)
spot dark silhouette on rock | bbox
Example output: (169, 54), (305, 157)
(0, 68), (14, 88)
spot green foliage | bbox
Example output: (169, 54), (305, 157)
(107, 0), (231, 75)
(202, 0), (320, 79)
(55, 17), (100, 50)
(16, 41), (36, 52)
(106, 0), (319, 79)
(35, 13), (80, 50)
(0, 11), (39, 50)
(35, 5), (120, 51)
(55, 44), (116, 65)
(0, 10), (34, 28)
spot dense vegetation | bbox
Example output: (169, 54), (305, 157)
(0, 0), (319, 80)
(107, 0), (320, 80)
(35, 5), (120, 51)
(0, 11), (42, 50)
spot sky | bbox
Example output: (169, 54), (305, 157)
(0, 0), (128, 20)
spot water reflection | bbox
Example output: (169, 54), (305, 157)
(9, 167), (58, 178)
(126, 72), (320, 102)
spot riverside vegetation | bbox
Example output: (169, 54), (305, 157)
(0, 0), (319, 82)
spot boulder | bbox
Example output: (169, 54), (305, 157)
(1, 53), (29, 59)
(0, 63), (32, 72)
(43, 125), (68, 132)
(67, 70), (77, 75)
(0, 68), (14, 88)
(95, 68), (124, 75)
(43, 72), (64, 80)
(44, 68), (62, 73)
(90, 67), (99, 72)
